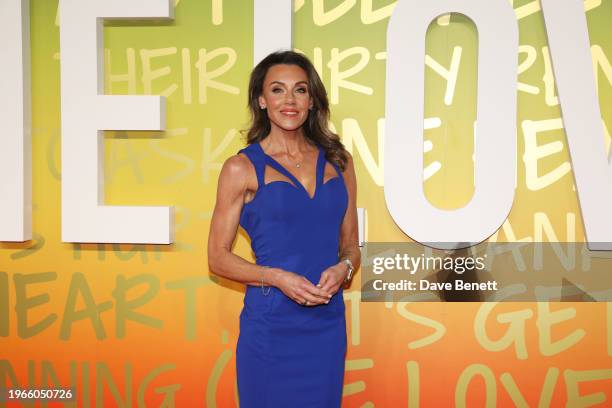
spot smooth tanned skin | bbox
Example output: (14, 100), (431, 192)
(207, 64), (360, 306)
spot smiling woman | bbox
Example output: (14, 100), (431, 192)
(207, 51), (360, 408)
(259, 64), (313, 138)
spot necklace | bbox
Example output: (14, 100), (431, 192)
(287, 152), (302, 168)
(290, 157), (302, 168)
(263, 140), (303, 168)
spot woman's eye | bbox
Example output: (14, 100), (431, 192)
(296, 88), (307, 93)
(272, 88), (282, 93)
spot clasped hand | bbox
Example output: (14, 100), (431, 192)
(276, 262), (347, 306)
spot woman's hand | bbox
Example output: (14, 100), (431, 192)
(274, 269), (333, 306)
(317, 262), (349, 296)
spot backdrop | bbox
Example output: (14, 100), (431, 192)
(1, 0), (611, 406)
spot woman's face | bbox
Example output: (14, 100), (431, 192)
(258, 64), (313, 133)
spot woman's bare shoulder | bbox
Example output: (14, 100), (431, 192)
(218, 152), (257, 191)
(342, 150), (355, 173)
(222, 152), (252, 175)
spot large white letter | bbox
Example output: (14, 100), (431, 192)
(60, 0), (174, 243)
(540, 0), (612, 250)
(253, 0), (292, 65)
(385, 0), (518, 248)
(0, 0), (31, 242)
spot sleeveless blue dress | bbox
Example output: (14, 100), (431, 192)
(236, 142), (348, 408)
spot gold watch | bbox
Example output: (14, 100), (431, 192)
(342, 258), (354, 283)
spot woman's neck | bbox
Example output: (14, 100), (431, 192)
(263, 129), (313, 155)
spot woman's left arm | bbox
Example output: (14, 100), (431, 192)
(318, 152), (361, 293)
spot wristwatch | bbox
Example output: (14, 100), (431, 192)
(342, 258), (354, 283)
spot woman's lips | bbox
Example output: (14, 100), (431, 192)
(280, 110), (299, 116)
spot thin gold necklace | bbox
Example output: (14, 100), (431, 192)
(264, 140), (303, 168)
(288, 153), (302, 168)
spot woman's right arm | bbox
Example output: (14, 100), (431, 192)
(207, 154), (268, 286)
(207, 154), (332, 304)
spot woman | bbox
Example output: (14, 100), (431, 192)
(208, 50), (360, 407)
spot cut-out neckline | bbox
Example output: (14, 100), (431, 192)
(264, 165), (298, 189)
(257, 142), (323, 200)
(322, 162), (340, 185)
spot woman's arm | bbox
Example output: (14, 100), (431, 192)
(318, 152), (361, 292)
(207, 154), (332, 305)
(338, 153), (361, 279)
(207, 154), (268, 286)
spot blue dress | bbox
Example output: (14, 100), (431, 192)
(236, 142), (348, 407)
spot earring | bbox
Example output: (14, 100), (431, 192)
(260, 105), (266, 110)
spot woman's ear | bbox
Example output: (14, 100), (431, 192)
(258, 95), (266, 109)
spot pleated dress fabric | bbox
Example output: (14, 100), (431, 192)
(236, 142), (349, 408)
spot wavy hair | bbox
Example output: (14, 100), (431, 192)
(245, 50), (348, 171)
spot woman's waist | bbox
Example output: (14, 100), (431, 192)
(250, 233), (340, 258)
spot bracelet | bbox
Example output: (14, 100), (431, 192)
(260, 266), (271, 296)
(341, 258), (354, 283)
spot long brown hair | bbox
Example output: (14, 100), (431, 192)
(246, 51), (348, 171)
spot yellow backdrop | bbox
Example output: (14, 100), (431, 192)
(1, 0), (611, 406)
